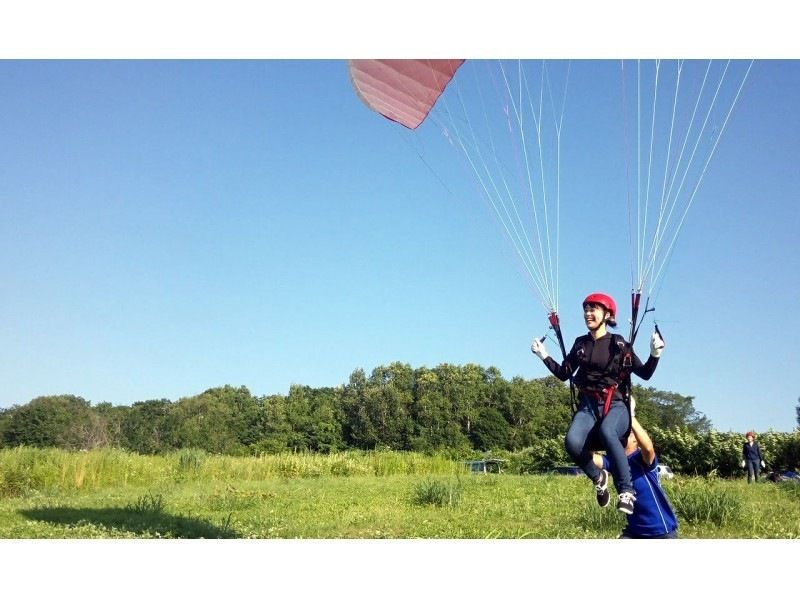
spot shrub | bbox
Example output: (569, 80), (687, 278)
(507, 438), (568, 474)
(412, 478), (463, 507)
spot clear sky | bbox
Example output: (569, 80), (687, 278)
(1, 5), (798, 436)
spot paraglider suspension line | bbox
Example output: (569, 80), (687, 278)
(548, 311), (577, 412)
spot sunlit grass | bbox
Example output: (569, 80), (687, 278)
(1, 448), (799, 539)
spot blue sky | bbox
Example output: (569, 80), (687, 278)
(1, 4), (799, 437)
(1, 57), (797, 434)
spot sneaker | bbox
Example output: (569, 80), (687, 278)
(617, 491), (636, 515)
(594, 470), (610, 508)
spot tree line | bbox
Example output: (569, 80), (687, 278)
(0, 362), (712, 457)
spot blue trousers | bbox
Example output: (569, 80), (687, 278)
(565, 396), (633, 494)
(746, 459), (761, 483)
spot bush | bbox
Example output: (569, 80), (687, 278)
(758, 431), (800, 472)
(651, 428), (800, 477)
(412, 478), (463, 507)
(506, 438), (568, 474)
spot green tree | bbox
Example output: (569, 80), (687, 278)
(795, 396), (800, 428)
(633, 386), (711, 433)
(0, 408), (11, 448)
(340, 368), (375, 449)
(366, 363), (415, 449)
(409, 367), (449, 452)
(276, 385), (346, 453)
(409, 366), (470, 452)
(2, 395), (94, 449)
(501, 376), (571, 449)
(341, 364), (415, 450)
(434, 363), (482, 439)
(470, 407), (511, 450)
(121, 399), (176, 454)
(168, 386), (259, 455)
(91, 402), (128, 448)
(264, 385), (345, 454)
(305, 386), (344, 453)
(258, 393), (295, 453)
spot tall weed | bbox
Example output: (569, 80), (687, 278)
(412, 478), (463, 508)
(175, 449), (206, 480)
(0, 447), (171, 494)
(668, 478), (742, 525)
(126, 492), (165, 515)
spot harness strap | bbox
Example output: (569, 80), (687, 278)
(602, 385), (616, 417)
(577, 334), (634, 420)
(617, 336), (633, 404)
(580, 384), (619, 418)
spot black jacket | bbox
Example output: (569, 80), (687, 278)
(542, 332), (659, 400)
(742, 441), (763, 462)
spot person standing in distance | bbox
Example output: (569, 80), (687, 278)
(741, 431), (765, 483)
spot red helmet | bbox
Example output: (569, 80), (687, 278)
(746, 431), (755, 439)
(583, 293), (617, 318)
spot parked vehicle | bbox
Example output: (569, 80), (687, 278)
(548, 465), (582, 476)
(464, 459), (506, 474)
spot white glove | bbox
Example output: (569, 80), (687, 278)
(629, 396), (637, 418)
(650, 331), (665, 358)
(761, 460), (765, 468)
(531, 337), (549, 360)
(741, 460), (745, 468)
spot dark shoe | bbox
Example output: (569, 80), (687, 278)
(595, 469), (610, 508)
(617, 491), (636, 515)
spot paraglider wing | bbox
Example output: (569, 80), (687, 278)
(348, 59), (465, 129)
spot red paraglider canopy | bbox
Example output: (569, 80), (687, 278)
(348, 59), (464, 129)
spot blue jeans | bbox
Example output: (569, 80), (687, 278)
(746, 459), (761, 483)
(565, 396), (632, 494)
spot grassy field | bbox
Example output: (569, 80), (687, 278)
(1, 447), (798, 539)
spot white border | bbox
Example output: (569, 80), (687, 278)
(1, 1), (798, 58)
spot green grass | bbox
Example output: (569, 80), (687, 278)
(668, 477), (743, 526)
(1, 447), (798, 539)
